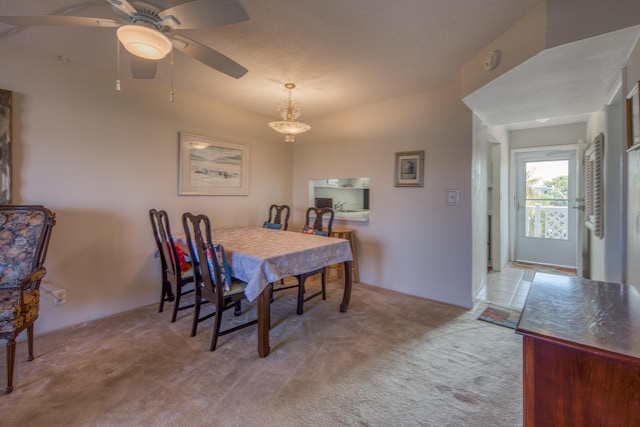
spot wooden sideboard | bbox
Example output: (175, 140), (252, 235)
(515, 273), (640, 426)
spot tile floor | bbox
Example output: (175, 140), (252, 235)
(477, 264), (533, 310)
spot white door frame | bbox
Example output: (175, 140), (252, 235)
(509, 144), (579, 265)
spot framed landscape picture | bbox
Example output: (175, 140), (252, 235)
(179, 132), (249, 196)
(394, 150), (424, 187)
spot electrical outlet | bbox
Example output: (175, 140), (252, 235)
(53, 289), (67, 306)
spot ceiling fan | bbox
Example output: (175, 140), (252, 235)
(0, 0), (249, 80)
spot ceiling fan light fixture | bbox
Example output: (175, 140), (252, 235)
(268, 83), (311, 142)
(116, 25), (172, 60)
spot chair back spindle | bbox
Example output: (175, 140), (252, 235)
(182, 213), (221, 300)
(304, 207), (334, 236)
(266, 204), (290, 230)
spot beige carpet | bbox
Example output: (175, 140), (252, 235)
(0, 280), (523, 426)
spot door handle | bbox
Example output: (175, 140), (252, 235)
(572, 205), (585, 211)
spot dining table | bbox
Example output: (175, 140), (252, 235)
(209, 226), (354, 357)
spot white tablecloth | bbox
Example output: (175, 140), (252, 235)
(213, 227), (352, 301)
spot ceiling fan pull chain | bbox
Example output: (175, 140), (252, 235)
(116, 37), (121, 92)
(169, 49), (175, 102)
(169, 51), (175, 102)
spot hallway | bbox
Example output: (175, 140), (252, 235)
(478, 265), (532, 310)
(478, 263), (577, 310)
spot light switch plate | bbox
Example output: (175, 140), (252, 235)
(447, 189), (459, 205)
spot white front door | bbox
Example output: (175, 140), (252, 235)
(514, 149), (577, 267)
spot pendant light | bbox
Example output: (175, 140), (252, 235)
(268, 83), (311, 142)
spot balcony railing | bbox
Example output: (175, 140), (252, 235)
(526, 204), (568, 240)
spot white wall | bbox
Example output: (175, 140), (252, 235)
(292, 85), (474, 308)
(471, 115), (489, 299)
(546, 0), (640, 49)
(461, 1), (546, 98)
(603, 93), (625, 285)
(461, 0), (640, 99)
(625, 40), (640, 290)
(583, 92), (625, 284)
(486, 125), (510, 272)
(509, 122), (586, 150)
(0, 41), (293, 335)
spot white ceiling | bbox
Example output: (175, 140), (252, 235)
(1, 0), (637, 128)
(465, 24), (640, 129)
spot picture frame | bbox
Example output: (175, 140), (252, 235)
(626, 81), (640, 152)
(394, 150), (424, 187)
(0, 89), (11, 205)
(179, 132), (249, 196)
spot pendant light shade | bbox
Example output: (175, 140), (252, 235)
(268, 83), (311, 142)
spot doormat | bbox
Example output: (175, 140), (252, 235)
(509, 262), (576, 277)
(478, 304), (521, 329)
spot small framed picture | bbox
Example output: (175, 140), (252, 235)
(395, 150), (424, 187)
(626, 81), (640, 152)
(179, 132), (250, 196)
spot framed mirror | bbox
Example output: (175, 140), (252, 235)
(0, 89), (11, 205)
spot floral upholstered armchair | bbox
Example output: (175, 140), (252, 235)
(0, 205), (55, 393)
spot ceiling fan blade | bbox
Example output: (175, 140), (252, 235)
(171, 34), (247, 79)
(130, 56), (157, 79)
(106, 0), (137, 17)
(159, 0), (249, 30)
(0, 15), (119, 27)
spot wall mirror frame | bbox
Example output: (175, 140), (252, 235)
(626, 81), (640, 151)
(0, 89), (11, 205)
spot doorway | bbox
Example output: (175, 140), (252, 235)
(513, 149), (577, 267)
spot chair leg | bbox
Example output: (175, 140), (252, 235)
(171, 287), (180, 323)
(191, 295), (202, 337)
(159, 280), (174, 313)
(159, 283), (165, 313)
(321, 269), (327, 300)
(5, 339), (15, 394)
(166, 285), (175, 302)
(27, 325), (34, 361)
(234, 300), (242, 316)
(159, 281), (167, 313)
(209, 303), (223, 351)
(296, 275), (306, 315)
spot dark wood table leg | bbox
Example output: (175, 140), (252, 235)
(258, 283), (272, 357)
(340, 260), (352, 312)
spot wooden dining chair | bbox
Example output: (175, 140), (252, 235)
(294, 207), (335, 314)
(149, 209), (195, 322)
(264, 204), (294, 300)
(182, 212), (257, 351)
(263, 204), (290, 230)
(0, 205), (55, 393)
